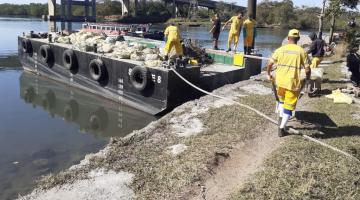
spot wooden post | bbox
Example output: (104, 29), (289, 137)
(248, 0), (257, 51)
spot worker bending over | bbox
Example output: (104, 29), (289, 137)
(307, 32), (325, 68)
(222, 11), (244, 52)
(267, 29), (311, 137)
(243, 14), (256, 55)
(164, 23), (183, 61)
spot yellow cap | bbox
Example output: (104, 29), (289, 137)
(288, 29), (300, 38)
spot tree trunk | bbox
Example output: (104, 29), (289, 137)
(318, 0), (326, 39)
(329, 13), (336, 44)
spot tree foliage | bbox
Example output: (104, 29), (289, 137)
(256, 0), (359, 29)
(0, 3), (47, 16)
(340, 0), (359, 8)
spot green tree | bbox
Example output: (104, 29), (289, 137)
(97, 0), (122, 16)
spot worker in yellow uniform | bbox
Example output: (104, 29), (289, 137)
(222, 11), (244, 52)
(267, 29), (311, 137)
(242, 14), (256, 55)
(164, 23), (183, 61)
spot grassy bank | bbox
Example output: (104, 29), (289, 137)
(230, 62), (360, 199)
(23, 79), (280, 199)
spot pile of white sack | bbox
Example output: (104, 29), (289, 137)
(55, 31), (164, 67)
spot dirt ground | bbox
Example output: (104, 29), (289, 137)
(19, 59), (360, 200)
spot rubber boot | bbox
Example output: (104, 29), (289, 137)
(278, 127), (286, 137)
(278, 112), (291, 137)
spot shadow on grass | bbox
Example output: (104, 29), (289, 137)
(295, 111), (360, 139)
(318, 89), (332, 96)
(323, 79), (351, 84)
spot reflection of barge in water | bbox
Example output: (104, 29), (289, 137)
(18, 34), (261, 115)
(20, 72), (156, 138)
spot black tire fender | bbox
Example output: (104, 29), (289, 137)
(62, 49), (78, 72)
(89, 58), (107, 81)
(22, 39), (32, 53)
(39, 45), (54, 64)
(42, 90), (56, 110)
(88, 108), (108, 132)
(64, 99), (79, 122)
(130, 66), (151, 91)
(24, 87), (35, 103)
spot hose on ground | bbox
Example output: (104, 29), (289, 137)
(170, 68), (360, 163)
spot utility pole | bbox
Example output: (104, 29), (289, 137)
(247, 0), (256, 20)
(248, 0), (257, 50)
(318, 0), (327, 39)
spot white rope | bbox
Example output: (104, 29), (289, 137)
(243, 54), (271, 61)
(170, 68), (360, 163)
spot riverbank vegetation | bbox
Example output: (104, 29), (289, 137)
(256, 0), (360, 29)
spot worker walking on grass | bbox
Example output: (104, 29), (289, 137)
(307, 32), (326, 68)
(243, 14), (256, 55)
(209, 13), (221, 50)
(222, 11), (244, 52)
(164, 23), (183, 61)
(267, 29), (311, 137)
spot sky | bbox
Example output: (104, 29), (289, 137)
(0, 0), (324, 8)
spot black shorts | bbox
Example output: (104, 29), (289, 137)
(212, 32), (220, 40)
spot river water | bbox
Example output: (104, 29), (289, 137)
(0, 17), (287, 200)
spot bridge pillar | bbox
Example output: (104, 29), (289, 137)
(48, 0), (56, 32)
(55, 0), (96, 32)
(60, 0), (65, 30)
(92, 0), (96, 19)
(84, 0), (89, 20)
(121, 0), (130, 16)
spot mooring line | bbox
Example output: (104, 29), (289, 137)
(170, 68), (360, 163)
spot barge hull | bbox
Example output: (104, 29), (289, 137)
(18, 37), (200, 115)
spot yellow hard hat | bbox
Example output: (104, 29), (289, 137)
(288, 29), (300, 38)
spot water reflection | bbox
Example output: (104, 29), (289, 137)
(20, 72), (157, 138)
(0, 55), (22, 69)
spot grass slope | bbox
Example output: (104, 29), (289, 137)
(230, 63), (360, 200)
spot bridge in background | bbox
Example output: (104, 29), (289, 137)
(47, 0), (246, 21)
(47, 0), (250, 31)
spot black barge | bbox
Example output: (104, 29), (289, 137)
(18, 36), (262, 115)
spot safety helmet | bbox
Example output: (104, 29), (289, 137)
(288, 29), (300, 38)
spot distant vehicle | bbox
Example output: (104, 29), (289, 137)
(81, 23), (164, 41)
